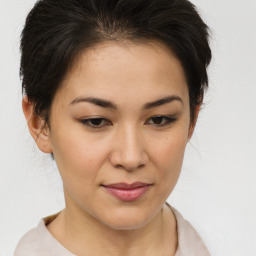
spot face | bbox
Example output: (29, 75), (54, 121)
(41, 41), (192, 230)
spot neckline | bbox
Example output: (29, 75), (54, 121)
(39, 204), (182, 256)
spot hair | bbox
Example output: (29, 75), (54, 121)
(20, 0), (211, 124)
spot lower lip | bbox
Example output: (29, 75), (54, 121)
(103, 186), (150, 202)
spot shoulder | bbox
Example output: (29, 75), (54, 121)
(168, 204), (210, 256)
(14, 221), (43, 256)
(14, 213), (75, 256)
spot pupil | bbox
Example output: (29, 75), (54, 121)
(91, 119), (102, 125)
(152, 116), (163, 124)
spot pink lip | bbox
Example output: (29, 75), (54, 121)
(102, 182), (151, 202)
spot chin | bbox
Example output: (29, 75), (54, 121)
(98, 208), (158, 231)
(105, 219), (150, 231)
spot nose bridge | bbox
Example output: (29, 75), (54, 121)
(110, 122), (147, 171)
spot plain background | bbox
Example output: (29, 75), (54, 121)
(0, 0), (255, 255)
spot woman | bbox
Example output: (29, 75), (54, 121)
(15, 0), (211, 255)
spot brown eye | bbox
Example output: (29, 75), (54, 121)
(80, 118), (111, 128)
(152, 116), (164, 125)
(146, 115), (177, 127)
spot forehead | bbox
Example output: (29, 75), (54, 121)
(57, 40), (189, 106)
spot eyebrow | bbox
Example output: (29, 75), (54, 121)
(70, 95), (183, 109)
(143, 95), (183, 109)
(70, 97), (118, 109)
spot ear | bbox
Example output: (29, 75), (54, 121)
(188, 104), (201, 140)
(22, 96), (52, 153)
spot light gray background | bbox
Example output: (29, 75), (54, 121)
(0, 0), (255, 255)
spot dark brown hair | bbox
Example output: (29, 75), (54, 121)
(20, 0), (211, 123)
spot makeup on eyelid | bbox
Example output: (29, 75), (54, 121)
(77, 114), (178, 129)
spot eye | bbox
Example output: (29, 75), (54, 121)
(145, 115), (177, 127)
(80, 118), (111, 128)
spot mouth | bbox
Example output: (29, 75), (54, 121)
(101, 182), (152, 202)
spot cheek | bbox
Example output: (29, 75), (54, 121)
(50, 133), (107, 208)
(152, 128), (188, 162)
(150, 129), (188, 185)
(50, 128), (107, 183)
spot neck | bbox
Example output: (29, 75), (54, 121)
(47, 201), (177, 256)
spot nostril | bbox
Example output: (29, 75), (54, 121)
(114, 162), (145, 172)
(138, 163), (145, 169)
(114, 164), (123, 169)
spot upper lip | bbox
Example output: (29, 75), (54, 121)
(102, 182), (151, 190)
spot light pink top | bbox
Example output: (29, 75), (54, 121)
(14, 205), (210, 256)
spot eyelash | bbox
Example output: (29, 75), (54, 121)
(145, 115), (177, 127)
(80, 115), (177, 129)
(80, 118), (111, 128)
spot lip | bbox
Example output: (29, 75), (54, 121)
(102, 182), (151, 202)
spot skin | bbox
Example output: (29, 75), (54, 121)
(23, 41), (198, 256)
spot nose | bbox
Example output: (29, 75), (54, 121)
(109, 125), (148, 171)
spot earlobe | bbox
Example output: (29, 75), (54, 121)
(22, 96), (53, 153)
(188, 104), (201, 141)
